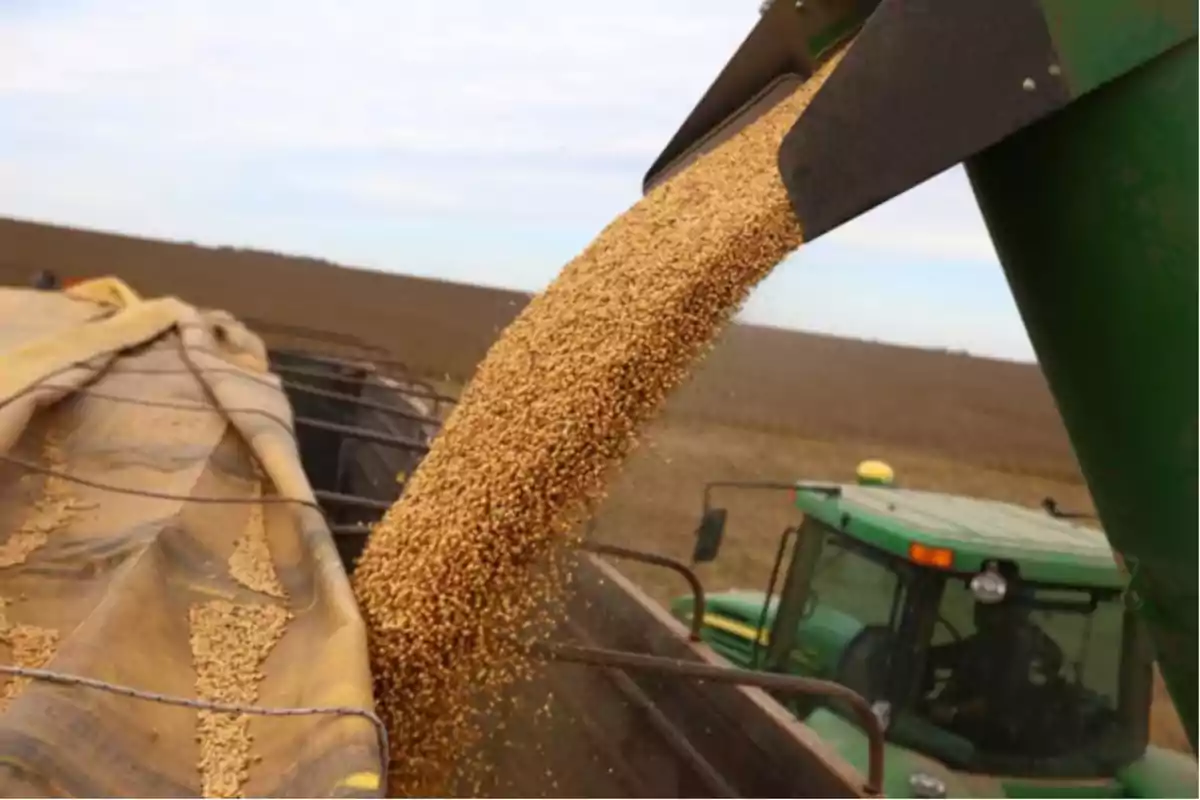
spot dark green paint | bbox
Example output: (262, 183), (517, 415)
(678, 596), (1196, 796)
(1117, 746), (1200, 798)
(646, 0), (1199, 780)
(999, 778), (1123, 798)
(965, 39), (1198, 751)
(1039, 0), (1196, 96)
(802, 710), (1149, 798)
(792, 487), (1126, 588)
(675, 583), (1197, 796)
(805, 10), (863, 61)
(672, 592), (863, 677)
(801, 710), (958, 798)
(763, 516), (826, 672)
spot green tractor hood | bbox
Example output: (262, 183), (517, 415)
(670, 590), (863, 677)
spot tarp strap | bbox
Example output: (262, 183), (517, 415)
(0, 664), (390, 797)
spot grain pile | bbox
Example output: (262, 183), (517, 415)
(1, 431), (73, 710)
(0, 504), (51, 567)
(188, 502), (291, 797)
(352, 46), (849, 795)
(0, 597), (60, 712)
(227, 491), (286, 599)
(0, 431), (89, 568)
(189, 600), (289, 797)
(189, 596), (289, 798)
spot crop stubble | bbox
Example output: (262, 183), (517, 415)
(351, 46), (848, 796)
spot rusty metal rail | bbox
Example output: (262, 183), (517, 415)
(315, 535), (707, 644)
(275, 362), (457, 406)
(561, 618), (739, 798)
(269, 348), (457, 403)
(579, 542), (707, 641)
(315, 490), (391, 512)
(701, 480), (842, 511)
(294, 416), (430, 453)
(536, 642), (885, 796)
(285, 379), (443, 426)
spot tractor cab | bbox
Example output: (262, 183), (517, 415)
(671, 466), (1194, 794)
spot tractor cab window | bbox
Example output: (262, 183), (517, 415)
(918, 577), (1135, 775)
(805, 530), (909, 708)
(809, 533), (906, 629)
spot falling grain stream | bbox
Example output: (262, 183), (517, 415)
(352, 47), (850, 796)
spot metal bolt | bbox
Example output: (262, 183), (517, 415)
(1022, 77), (1037, 91)
(909, 773), (948, 799)
(871, 700), (892, 730)
(1048, 64), (1062, 77)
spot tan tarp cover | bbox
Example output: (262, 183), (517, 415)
(0, 280), (381, 797)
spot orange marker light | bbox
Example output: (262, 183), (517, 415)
(909, 542), (954, 569)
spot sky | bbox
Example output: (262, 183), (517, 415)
(0, 0), (1036, 362)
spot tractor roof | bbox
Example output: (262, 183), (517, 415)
(793, 484), (1124, 589)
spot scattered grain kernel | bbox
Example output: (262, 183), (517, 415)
(227, 492), (286, 599)
(189, 599), (289, 798)
(0, 599), (60, 711)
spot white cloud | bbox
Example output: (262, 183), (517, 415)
(0, 0), (745, 155)
(828, 224), (997, 262)
(813, 168), (998, 263)
(0, 0), (1026, 358)
(305, 173), (469, 214)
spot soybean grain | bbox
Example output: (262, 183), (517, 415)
(0, 597), (60, 712)
(189, 599), (290, 798)
(227, 492), (286, 599)
(353, 46), (849, 796)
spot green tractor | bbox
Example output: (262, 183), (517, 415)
(642, 0), (1196, 769)
(670, 464), (1197, 797)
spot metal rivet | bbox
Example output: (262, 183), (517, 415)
(1048, 64), (1062, 77)
(1022, 77), (1037, 91)
(910, 773), (948, 799)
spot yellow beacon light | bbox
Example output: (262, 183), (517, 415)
(856, 459), (895, 487)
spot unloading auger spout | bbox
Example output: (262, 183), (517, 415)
(644, 0), (1198, 751)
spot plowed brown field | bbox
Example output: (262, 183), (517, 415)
(0, 215), (1186, 752)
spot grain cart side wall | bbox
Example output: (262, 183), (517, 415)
(328, 383), (870, 798)
(456, 557), (868, 798)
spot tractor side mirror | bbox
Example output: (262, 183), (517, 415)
(692, 508), (728, 564)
